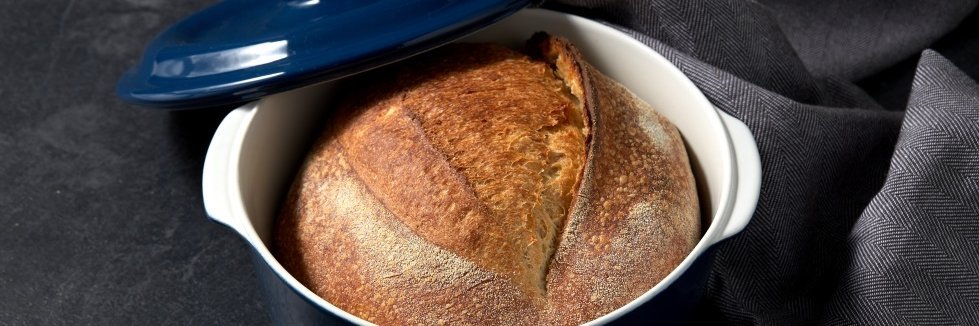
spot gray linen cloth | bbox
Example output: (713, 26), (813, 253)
(545, 0), (979, 324)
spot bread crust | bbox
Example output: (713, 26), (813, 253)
(274, 33), (700, 325)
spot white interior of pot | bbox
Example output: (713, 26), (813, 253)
(226, 9), (735, 325)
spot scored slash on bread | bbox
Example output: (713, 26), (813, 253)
(274, 32), (700, 325)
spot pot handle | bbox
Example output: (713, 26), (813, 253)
(717, 110), (761, 240)
(202, 103), (256, 232)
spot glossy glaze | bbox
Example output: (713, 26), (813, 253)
(201, 9), (761, 325)
(117, 0), (531, 109)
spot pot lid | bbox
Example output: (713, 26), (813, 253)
(117, 0), (532, 109)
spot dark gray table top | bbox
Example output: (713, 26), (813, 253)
(3, 1), (975, 325)
(1, 1), (267, 324)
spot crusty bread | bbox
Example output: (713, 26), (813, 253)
(274, 32), (700, 325)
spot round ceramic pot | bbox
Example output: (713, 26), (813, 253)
(202, 8), (760, 325)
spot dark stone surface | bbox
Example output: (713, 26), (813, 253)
(2, 0), (976, 324)
(0, 1), (267, 324)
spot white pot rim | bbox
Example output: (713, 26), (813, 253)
(202, 8), (761, 325)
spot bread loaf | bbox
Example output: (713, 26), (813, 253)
(274, 32), (700, 325)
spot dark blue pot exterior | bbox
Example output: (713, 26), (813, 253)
(249, 244), (720, 325)
(117, 0), (531, 109)
(611, 245), (718, 325)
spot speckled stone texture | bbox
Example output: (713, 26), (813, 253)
(0, 1), (266, 324)
(2, 1), (977, 325)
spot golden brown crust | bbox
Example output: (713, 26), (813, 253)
(274, 33), (699, 325)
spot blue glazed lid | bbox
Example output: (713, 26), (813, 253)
(117, 0), (532, 109)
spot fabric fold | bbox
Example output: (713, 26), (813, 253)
(821, 51), (979, 325)
(546, 1), (978, 324)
